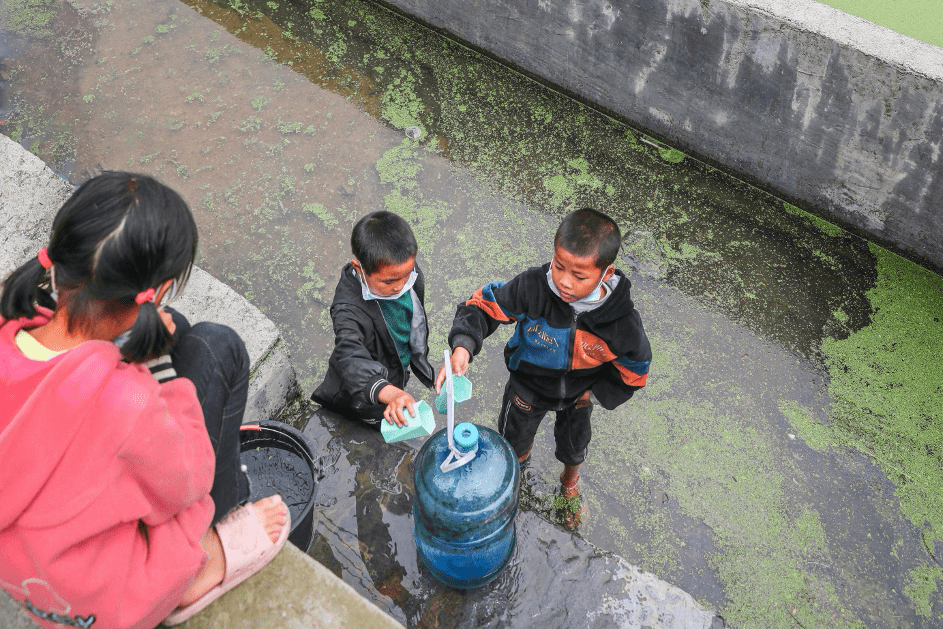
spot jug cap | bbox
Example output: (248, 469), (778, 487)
(453, 422), (479, 453)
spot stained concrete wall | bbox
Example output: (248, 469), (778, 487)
(374, 0), (943, 269)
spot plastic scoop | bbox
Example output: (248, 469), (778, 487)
(434, 374), (472, 414)
(381, 400), (436, 443)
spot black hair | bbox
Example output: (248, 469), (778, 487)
(350, 211), (418, 275)
(554, 207), (621, 269)
(0, 171), (198, 362)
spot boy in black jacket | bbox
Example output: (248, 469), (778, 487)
(436, 208), (651, 524)
(312, 211), (435, 427)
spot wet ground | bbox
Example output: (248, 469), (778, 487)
(1, 1), (941, 627)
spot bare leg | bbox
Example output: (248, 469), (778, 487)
(177, 496), (288, 607)
(558, 464), (584, 529)
(560, 464), (580, 488)
(518, 441), (534, 464)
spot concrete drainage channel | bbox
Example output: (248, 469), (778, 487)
(0, 136), (721, 628)
(373, 0), (943, 272)
(2, 0), (941, 626)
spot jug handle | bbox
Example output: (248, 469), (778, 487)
(440, 348), (477, 472)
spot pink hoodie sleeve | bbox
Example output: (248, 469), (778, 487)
(116, 374), (216, 527)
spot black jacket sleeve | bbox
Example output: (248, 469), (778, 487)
(448, 274), (528, 359)
(591, 309), (652, 410)
(327, 302), (393, 411)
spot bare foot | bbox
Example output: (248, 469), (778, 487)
(252, 495), (289, 543)
(176, 496), (287, 607)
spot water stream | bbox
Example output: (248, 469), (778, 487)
(1, 1), (941, 627)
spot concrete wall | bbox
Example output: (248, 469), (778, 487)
(374, 0), (943, 269)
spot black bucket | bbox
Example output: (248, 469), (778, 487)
(239, 421), (319, 551)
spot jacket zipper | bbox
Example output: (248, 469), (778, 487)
(561, 309), (578, 401)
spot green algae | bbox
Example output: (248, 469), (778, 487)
(658, 147), (685, 163)
(594, 388), (862, 628)
(542, 157), (604, 207)
(783, 201), (843, 238)
(375, 137), (421, 190)
(302, 202), (336, 228)
(779, 399), (833, 451)
(820, 243), (943, 617)
(374, 136), (457, 260)
(0, 0), (56, 38)
(906, 565), (943, 617)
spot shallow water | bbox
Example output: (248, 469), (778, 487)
(1, 0), (941, 627)
(241, 445), (313, 521)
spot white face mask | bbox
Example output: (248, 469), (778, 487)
(546, 262), (607, 304)
(356, 266), (418, 301)
(159, 278), (181, 306)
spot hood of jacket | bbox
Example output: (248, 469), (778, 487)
(0, 311), (205, 530)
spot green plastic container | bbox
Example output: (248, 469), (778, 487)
(381, 400), (436, 443)
(434, 375), (472, 414)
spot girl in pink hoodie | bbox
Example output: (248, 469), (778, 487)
(0, 172), (289, 629)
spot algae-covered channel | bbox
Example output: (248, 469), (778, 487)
(2, 0), (942, 627)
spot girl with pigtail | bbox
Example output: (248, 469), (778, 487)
(0, 172), (289, 629)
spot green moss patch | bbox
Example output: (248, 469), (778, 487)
(0, 0), (56, 38)
(821, 243), (943, 616)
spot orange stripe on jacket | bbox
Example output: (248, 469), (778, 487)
(572, 329), (617, 370)
(466, 286), (514, 322)
(614, 361), (648, 387)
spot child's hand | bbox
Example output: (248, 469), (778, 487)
(158, 307), (176, 335)
(575, 390), (592, 409)
(435, 346), (471, 393)
(377, 385), (417, 427)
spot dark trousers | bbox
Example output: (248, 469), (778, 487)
(168, 309), (251, 527)
(497, 380), (593, 466)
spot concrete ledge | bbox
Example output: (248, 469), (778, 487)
(0, 134), (297, 423)
(373, 0), (943, 269)
(174, 543), (405, 629)
(0, 544), (404, 629)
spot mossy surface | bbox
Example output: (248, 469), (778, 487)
(819, 244), (943, 617)
(0, 0), (56, 39)
(2, 0), (942, 626)
(819, 0), (943, 48)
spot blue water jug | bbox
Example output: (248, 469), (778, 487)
(413, 421), (520, 588)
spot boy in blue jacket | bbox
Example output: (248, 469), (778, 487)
(436, 208), (651, 524)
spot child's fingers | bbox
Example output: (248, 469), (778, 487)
(384, 408), (399, 425)
(394, 406), (409, 426)
(158, 307), (176, 334)
(450, 347), (471, 376)
(434, 365), (447, 392)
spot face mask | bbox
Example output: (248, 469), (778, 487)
(546, 262), (607, 304)
(49, 266), (58, 302)
(159, 278), (181, 306)
(574, 275), (607, 304)
(356, 266), (418, 301)
(112, 278), (182, 348)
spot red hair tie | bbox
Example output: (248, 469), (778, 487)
(37, 248), (53, 270)
(135, 288), (156, 305)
